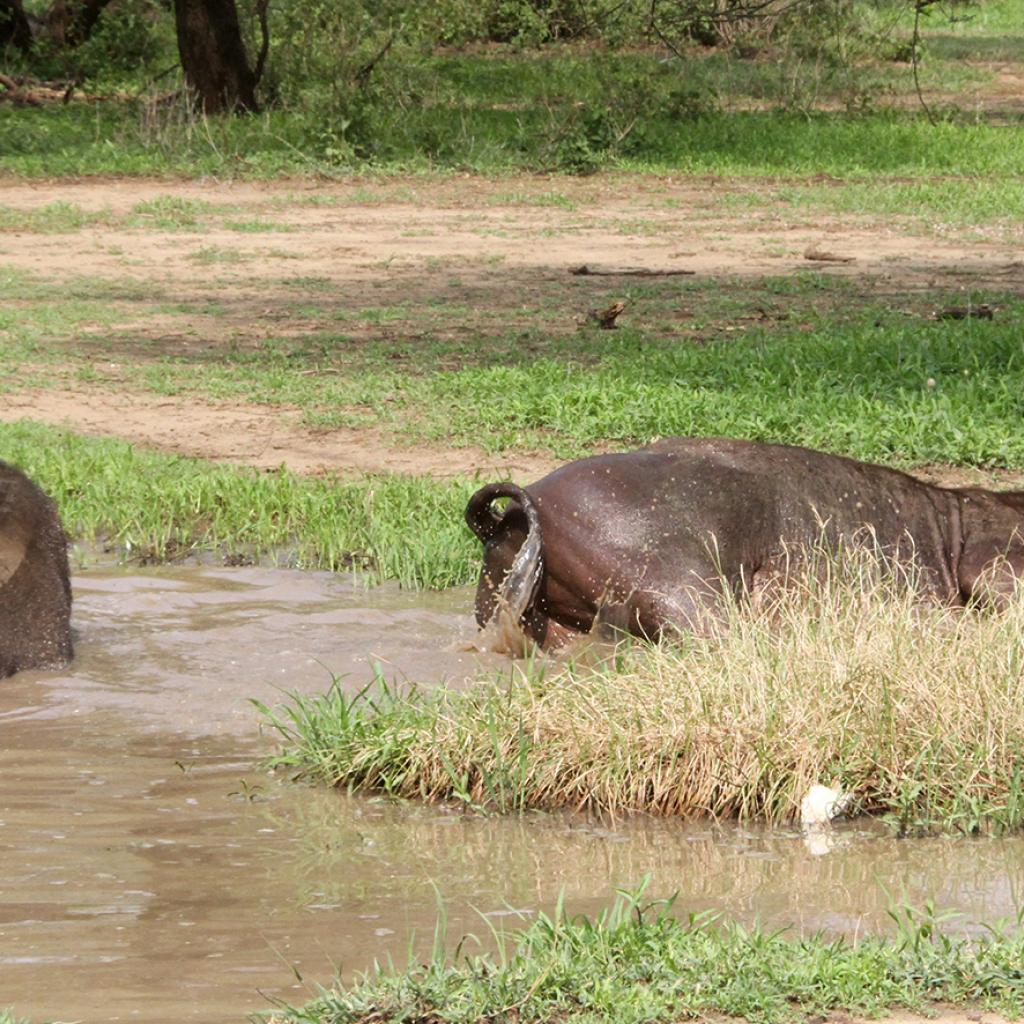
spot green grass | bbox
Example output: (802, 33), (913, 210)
(223, 218), (298, 233)
(250, 292), (1021, 465)
(487, 190), (578, 210)
(724, 178), (1024, 235)
(259, 551), (1024, 834)
(401, 309), (1024, 462)
(919, 0), (1024, 63)
(0, 0), (1020, 180)
(267, 884), (1024, 1024)
(0, 200), (109, 233)
(129, 195), (215, 230)
(5, 262), (1023, 467)
(2, 101), (1022, 180)
(0, 420), (479, 587)
(187, 245), (252, 264)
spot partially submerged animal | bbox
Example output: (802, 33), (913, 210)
(465, 437), (1024, 650)
(0, 460), (73, 677)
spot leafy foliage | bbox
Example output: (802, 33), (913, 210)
(3, 0), (1019, 173)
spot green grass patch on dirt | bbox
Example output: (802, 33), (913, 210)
(393, 306), (1024, 462)
(128, 195), (216, 230)
(723, 178), (1024, 237)
(201, 294), (1024, 466)
(222, 217), (299, 233)
(260, 550), (1024, 835)
(9, 263), (1020, 468)
(267, 884), (1024, 1024)
(0, 420), (479, 588)
(186, 245), (253, 265)
(0, 200), (110, 233)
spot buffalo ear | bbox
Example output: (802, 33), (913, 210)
(0, 528), (29, 587)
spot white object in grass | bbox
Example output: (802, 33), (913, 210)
(800, 784), (852, 828)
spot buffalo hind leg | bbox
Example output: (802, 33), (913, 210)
(596, 578), (725, 642)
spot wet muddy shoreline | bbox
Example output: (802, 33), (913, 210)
(2, 566), (1024, 1023)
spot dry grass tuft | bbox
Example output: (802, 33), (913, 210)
(262, 548), (1024, 832)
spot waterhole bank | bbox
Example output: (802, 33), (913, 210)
(3, 565), (1024, 1023)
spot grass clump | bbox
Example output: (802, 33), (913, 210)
(0, 201), (107, 233)
(260, 551), (1024, 834)
(267, 884), (1024, 1024)
(223, 218), (298, 233)
(0, 420), (479, 588)
(128, 195), (214, 230)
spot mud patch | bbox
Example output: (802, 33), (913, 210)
(48, 565), (495, 734)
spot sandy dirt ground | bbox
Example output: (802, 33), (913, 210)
(1, 174), (1022, 481)
(0, 386), (562, 479)
(824, 1012), (1008, 1024)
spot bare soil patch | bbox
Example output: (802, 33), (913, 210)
(0, 387), (559, 480)
(3, 175), (1019, 295)
(5, 387), (1022, 490)
(2, 175), (1021, 477)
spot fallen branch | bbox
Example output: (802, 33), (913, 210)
(804, 247), (855, 264)
(935, 304), (994, 321)
(0, 72), (41, 105)
(570, 264), (695, 277)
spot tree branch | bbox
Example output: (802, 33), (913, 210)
(253, 0), (270, 88)
(354, 30), (396, 90)
(911, 0), (937, 126)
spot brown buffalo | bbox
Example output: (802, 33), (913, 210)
(465, 437), (1024, 649)
(0, 460), (73, 677)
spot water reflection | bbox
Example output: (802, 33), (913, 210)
(259, 785), (1024, 938)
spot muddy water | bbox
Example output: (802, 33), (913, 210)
(3, 567), (1024, 1023)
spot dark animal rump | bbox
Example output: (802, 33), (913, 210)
(0, 461), (73, 677)
(466, 437), (995, 649)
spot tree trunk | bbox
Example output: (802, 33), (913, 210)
(172, 0), (258, 113)
(0, 0), (33, 52)
(42, 0), (114, 47)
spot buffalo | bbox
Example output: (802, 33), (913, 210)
(0, 460), (73, 677)
(466, 437), (1024, 650)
